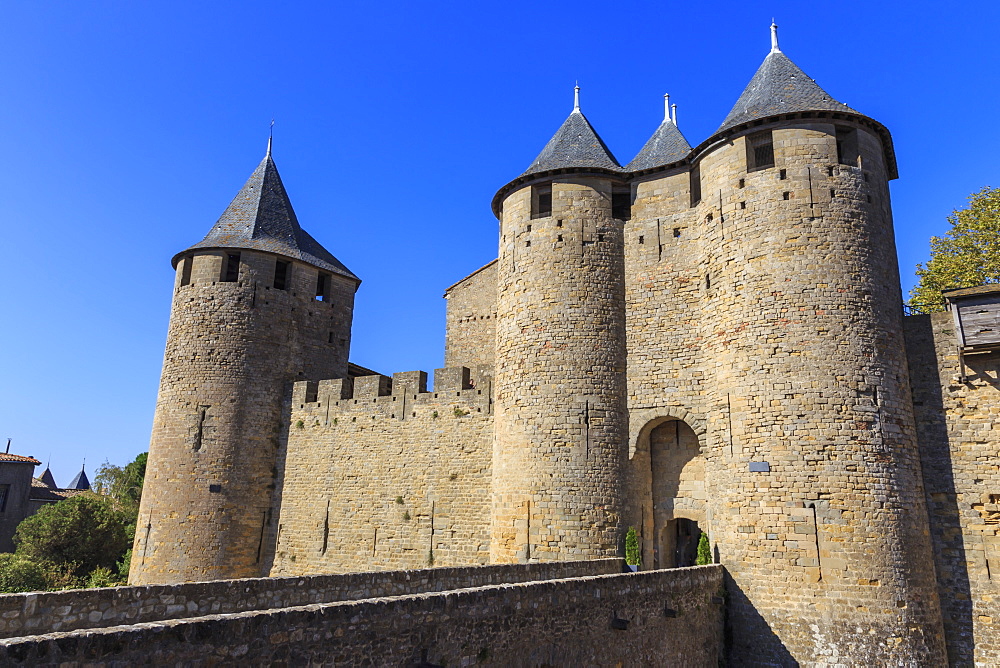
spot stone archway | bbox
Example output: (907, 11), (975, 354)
(629, 416), (706, 569)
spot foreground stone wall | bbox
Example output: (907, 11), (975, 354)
(0, 560), (618, 640)
(0, 565), (724, 666)
(268, 368), (494, 575)
(905, 312), (1000, 666)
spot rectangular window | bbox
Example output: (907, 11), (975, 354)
(611, 186), (632, 220)
(531, 184), (552, 219)
(273, 260), (290, 290)
(0, 485), (9, 513)
(836, 126), (859, 166)
(746, 130), (775, 172)
(315, 272), (331, 301)
(221, 253), (241, 282)
(689, 165), (702, 207)
(179, 257), (192, 286)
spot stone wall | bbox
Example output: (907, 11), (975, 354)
(267, 367), (494, 575)
(0, 565), (724, 666)
(0, 559), (619, 640)
(444, 259), (497, 369)
(905, 311), (1000, 666)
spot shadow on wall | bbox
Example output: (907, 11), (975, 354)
(904, 314), (973, 665)
(724, 571), (799, 667)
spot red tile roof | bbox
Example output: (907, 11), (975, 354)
(0, 453), (41, 465)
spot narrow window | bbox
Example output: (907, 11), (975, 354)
(315, 272), (331, 301)
(597, 234), (604, 242)
(827, 166), (835, 176)
(835, 126), (859, 166)
(783, 191), (791, 200)
(531, 184), (552, 219)
(180, 257), (193, 286)
(638, 235), (644, 244)
(779, 169), (787, 180)
(739, 201), (746, 210)
(689, 164), (702, 207)
(557, 234), (563, 242)
(745, 130), (775, 172)
(673, 228), (681, 238)
(611, 186), (632, 220)
(328, 332), (335, 344)
(830, 189), (836, 198)
(526, 224), (531, 232)
(556, 220), (563, 227)
(221, 253), (241, 282)
(525, 240), (531, 247)
(738, 178), (745, 189)
(273, 260), (290, 290)
(705, 274), (711, 289)
(0, 485), (9, 513)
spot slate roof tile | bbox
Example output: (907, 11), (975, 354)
(626, 120), (692, 171)
(177, 152), (358, 282)
(521, 110), (621, 177)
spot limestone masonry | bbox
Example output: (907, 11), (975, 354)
(130, 25), (1000, 665)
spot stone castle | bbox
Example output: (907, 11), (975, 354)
(127, 25), (1000, 665)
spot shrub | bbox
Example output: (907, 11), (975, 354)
(14, 493), (133, 579)
(0, 554), (49, 593)
(625, 526), (640, 566)
(696, 531), (712, 565)
(86, 566), (120, 588)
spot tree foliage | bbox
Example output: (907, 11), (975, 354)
(93, 452), (147, 516)
(909, 186), (1000, 313)
(14, 493), (133, 579)
(0, 554), (50, 593)
(695, 531), (712, 566)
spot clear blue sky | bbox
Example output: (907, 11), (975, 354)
(1, 1), (998, 485)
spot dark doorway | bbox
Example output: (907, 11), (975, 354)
(659, 517), (701, 568)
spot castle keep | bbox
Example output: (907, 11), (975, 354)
(130, 25), (1000, 665)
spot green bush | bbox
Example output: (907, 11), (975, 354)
(0, 554), (49, 593)
(695, 531), (712, 566)
(86, 566), (120, 588)
(14, 493), (133, 579)
(117, 549), (132, 581)
(625, 526), (640, 566)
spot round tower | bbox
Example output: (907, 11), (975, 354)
(130, 145), (359, 585)
(693, 25), (945, 663)
(490, 89), (630, 562)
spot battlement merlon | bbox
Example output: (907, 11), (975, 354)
(291, 365), (495, 415)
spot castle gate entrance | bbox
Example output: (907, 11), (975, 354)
(632, 417), (706, 569)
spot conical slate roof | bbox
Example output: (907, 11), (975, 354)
(38, 467), (56, 488)
(714, 49), (855, 136)
(68, 465), (90, 491)
(176, 150), (358, 282)
(521, 109), (621, 177)
(626, 119), (692, 171)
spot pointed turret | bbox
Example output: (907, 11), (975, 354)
(714, 22), (855, 136)
(626, 94), (692, 171)
(175, 148), (357, 281)
(38, 467), (56, 488)
(520, 86), (621, 177)
(67, 463), (90, 491)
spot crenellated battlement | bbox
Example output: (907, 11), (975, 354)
(290, 365), (494, 423)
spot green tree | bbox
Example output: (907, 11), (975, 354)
(14, 493), (133, 579)
(909, 186), (1000, 313)
(0, 554), (49, 593)
(695, 531), (712, 566)
(93, 452), (147, 516)
(624, 526), (641, 567)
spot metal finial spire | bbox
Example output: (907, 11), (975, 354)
(671, 103), (678, 127)
(573, 83), (581, 112)
(267, 119), (274, 156)
(770, 20), (780, 53)
(664, 94), (671, 122)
